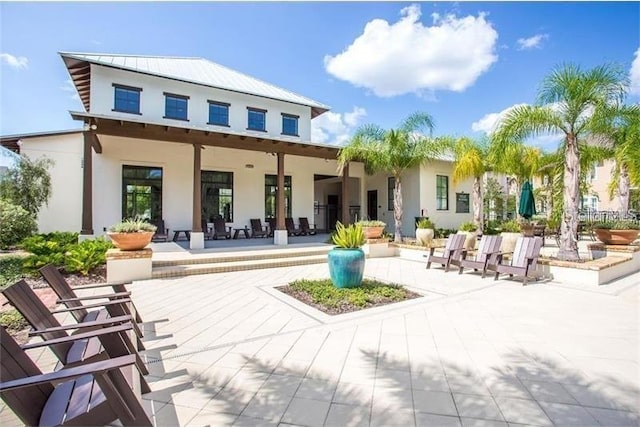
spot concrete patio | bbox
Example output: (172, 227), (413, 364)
(2, 256), (639, 426)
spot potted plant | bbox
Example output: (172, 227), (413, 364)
(355, 220), (386, 239)
(457, 221), (479, 250)
(592, 221), (640, 245)
(499, 219), (522, 253)
(415, 218), (435, 246)
(107, 217), (157, 251)
(327, 221), (365, 288)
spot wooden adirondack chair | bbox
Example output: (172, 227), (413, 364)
(151, 219), (169, 242)
(1, 280), (148, 375)
(39, 264), (144, 329)
(0, 326), (152, 426)
(266, 218), (276, 237)
(299, 217), (317, 235)
(250, 219), (269, 238)
(285, 217), (302, 236)
(425, 233), (466, 272)
(494, 236), (543, 286)
(458, 235), (503, 277)
(213, 217), (232, 239)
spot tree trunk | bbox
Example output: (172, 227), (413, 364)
(504, 178), (509, 220)
(618, 162), (630, 217)
(558, 135), (580, 261)
(514, 178), (521, 220)
(473, 176), (483, 232)
(393, 177), (403, 243)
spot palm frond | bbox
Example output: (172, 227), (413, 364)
(492, 105), (566, 152)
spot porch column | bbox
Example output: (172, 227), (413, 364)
(274, 152), (288, 245)
(81, 131), (93, 236)
(341, 162), (350, 225)
(191, 143), (204, 249)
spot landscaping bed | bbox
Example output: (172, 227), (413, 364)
(276, 278), (421, 315)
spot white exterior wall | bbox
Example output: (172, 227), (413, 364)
(20, 133), (83, 233)
(420, 161), (473, 230)
(90, 65), (312, 141)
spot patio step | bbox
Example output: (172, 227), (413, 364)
(151, 253), (328, 279)
(152, 246), (331, 267)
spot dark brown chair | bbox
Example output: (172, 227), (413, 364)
(202, 219), (214, 240)
(458, 235), (503, 277)
(1, 280), (147, 374)
(213, 217), (232, 239)
(39, 264), (144, 328)
(250, 219), (269, 238)
(425, 233), (466, 271)
(532, 223), (546, 246)
(298, 217), (317, 235)
(285, 217), (302, 236)
(494, 236), (543, 286)
(0, 326), (152, 426)
(151, 219), (169, 242)
(266, 218), (276, 237)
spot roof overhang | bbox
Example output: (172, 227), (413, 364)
(0, 129), (84, 154)
(71, 111), (342, 159)
(62, 55), (92, 111)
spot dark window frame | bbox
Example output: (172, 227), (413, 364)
(201, 170), (234, 222)
(122, 165), (163, 222)
(436, 175), (449, 211)
(387, 177), (395, 211)
(281, 113), (299, 136)
(163, 92), (190, 121)
(207, 100), (230, 127)
(112, 83), (142, 115)
(247, 107), (267, 132)
(455, 192), (470, 213)
(265, 174), (292, 218)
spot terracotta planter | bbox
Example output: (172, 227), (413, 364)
(415, 228), (434, 246)
(500, 232), (522, 253)
(457, 231), (477, 250)
(362, 226), (385, 239)
(593, 229), (639, 245)
(107, 231), (154, 251)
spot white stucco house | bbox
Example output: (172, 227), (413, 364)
(1, 52), (472, 247)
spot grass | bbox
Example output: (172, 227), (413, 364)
(277, 278), (421, 315)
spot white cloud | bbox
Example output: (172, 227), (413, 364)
(516, 33), (548, 50)
(61, 79), (81, 101)
(324, 4), (498, 97)
(630, 47), (640, 96)
(471, 103), (527, 134)
(311, 106), (367, 146)
(0, 53), (28, 69)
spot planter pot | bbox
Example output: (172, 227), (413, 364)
(457, 231), (477, 250)
(107, 231), (154, 251)
(327, 248), (365, 288)
(362, 226), (385, 239)
(593, 229), (640, 245)
(500, 232), (523, 253)
(415, 228), (434, 246)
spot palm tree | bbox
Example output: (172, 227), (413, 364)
(337, 112), (440, 242)
(493, 63), (628, 261)
(447, 137), (490, 232)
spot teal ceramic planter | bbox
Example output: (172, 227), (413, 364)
(328, 248), (365, 288)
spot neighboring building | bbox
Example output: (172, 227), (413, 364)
(1, 52), (470, 245)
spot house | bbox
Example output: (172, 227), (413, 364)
(1, 52), (471, 245)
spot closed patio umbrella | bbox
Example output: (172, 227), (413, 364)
(519, 181), (536, 220)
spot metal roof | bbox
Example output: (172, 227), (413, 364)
(60, 52), (330, 118)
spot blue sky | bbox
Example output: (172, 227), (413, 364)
(1, 2), (638, 150)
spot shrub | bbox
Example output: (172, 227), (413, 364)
(64, 238), (113, 275)
(0, 200), (37, 249)
(458, 221), (478, 232)
(435, 228), (457, 238)
(416, 218), (435, 229)
(20, 232), (78, 274)
(332, 221), (365, 248)
(0, 309), (28, 332)
(355, 220), (386, 227)
(593, 220), (640, 230)
(500, 219), (522, 233)
(109, 217), (157, 233)
(0, 256), (24, 289)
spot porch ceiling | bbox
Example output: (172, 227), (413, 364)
(71, 112), (341, 159)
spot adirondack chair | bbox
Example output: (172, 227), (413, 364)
(250, 219), (269, 238)
(151, 219), (169, 242)
(458, 235), (503, 277)
(266, 218), (276, 237)
(299, 217), (317, 235)
(213, 217), (232, 239)
(0, 326), (152, 426)
(1, 280), (148, 375)
(201, 219), (214, 240)
(425, 233), (466, 272)
(285, 217), (303, 236)
(494, 236), (543, 286)
(39, 264), (144, 331)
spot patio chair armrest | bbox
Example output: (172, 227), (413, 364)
(21, 323), (133, 351)
(0, 354), (136, 392)
(71, 281), (131, 291)
(28, 315), (133, 336)
(56, 291), (131, 303)
(51, 298), (132, 314)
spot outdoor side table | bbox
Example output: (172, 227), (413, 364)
(233, 227), (251, 239)
(173, 229), (191, 241)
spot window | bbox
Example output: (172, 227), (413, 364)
(248, 107), (266, 131)
(581, 195), (599, 211)
(208, 101), (229, 126)
(265, 175), (292, 218)
(282, 114), (299, 136)
(202, 171), (233, 222)
(387, 177), (395, 211)
(122, 166), (162, 222)
(113, 84), (141, 114)
(164, 92), (189, 121)
(587, 165), (597, 182)
(456, 192), (470, 213)
(436, 175), (449, 210)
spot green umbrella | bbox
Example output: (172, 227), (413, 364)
(519, 181), (536, 219)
